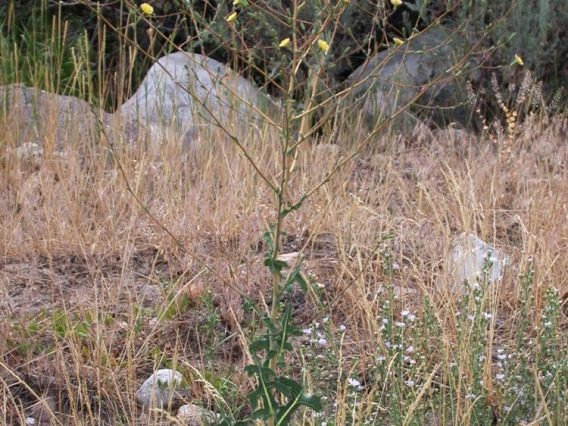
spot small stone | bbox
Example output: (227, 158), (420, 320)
(136, 368), (185, 408)
(276, 252), (302, 274)
(16, 142), (44, 162)
(448, 233), (511, 294)
(177, 404), (222, 426)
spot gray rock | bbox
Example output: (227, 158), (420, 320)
(448, 233), (511, 294)
(344, 28), (479, 126)
(0, 84), (107, 150)
(136, 368), (185, 408)
(177, 403), (222, 426)
(119, 52), (274, 146)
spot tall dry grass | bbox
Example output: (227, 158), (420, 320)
(1, 90), (567, 423)
(1, 0), (568, 424)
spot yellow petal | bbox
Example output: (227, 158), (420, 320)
(514, 54), (524, 66)
(140, 3), (154, 15)
(279, 38), (291, 48)
(391, 0), (403, 7)
(226, 12), (238, 23)
(393, 37), (404, 46)
(233, 0), (242, 5)
(318, 39), (330, 54)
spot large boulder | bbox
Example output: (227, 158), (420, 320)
(0, 84), (108, 151)
(344, 28), (479, 127)
(119, 52), (276, 146)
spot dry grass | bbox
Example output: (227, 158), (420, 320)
(1, 89), (568, 424)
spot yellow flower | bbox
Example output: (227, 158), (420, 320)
(226, 11), (238, 23)
(512, 54), (524, 67)
(393, 37), (404, 46)
(317, 39), (330, 54)
(233, 0), (242, 4)
(391, 0), (403, 7)
(140, 3), (154, 16)
(279, 38), (291, 48)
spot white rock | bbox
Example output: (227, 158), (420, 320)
(136, 368), (184, 408)
(448, 233), (511, 294)
(276, 252), (302, 273)
(16, 142), (44, 162)
(177, 403), (222, 425)
(119, 52), (273, 146)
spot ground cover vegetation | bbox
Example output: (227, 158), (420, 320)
(1, 0), (568, 424)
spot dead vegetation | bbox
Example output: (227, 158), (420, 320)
(1, 98), (568, 423)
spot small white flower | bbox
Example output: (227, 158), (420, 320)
(318, 338), (327, 346)
(338, 324), (347, 332)
(395, 321), (405, 328)
(483, 312), (492, 320)
(404, 356), (416, 365)
(405, 379), (415, 387)
(348, 378), (361, 388)
(401, 309), (410, 317)
(496, 373), (505, 380)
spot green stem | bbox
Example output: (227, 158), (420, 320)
(267, 1), (303, 423)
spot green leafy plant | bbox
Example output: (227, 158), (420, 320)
(240, 304), (322, 424)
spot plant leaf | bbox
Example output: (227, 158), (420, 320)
(280, 195), (306, 218)
(282, 260), (307, 294)
(249, 337), (270, 354)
